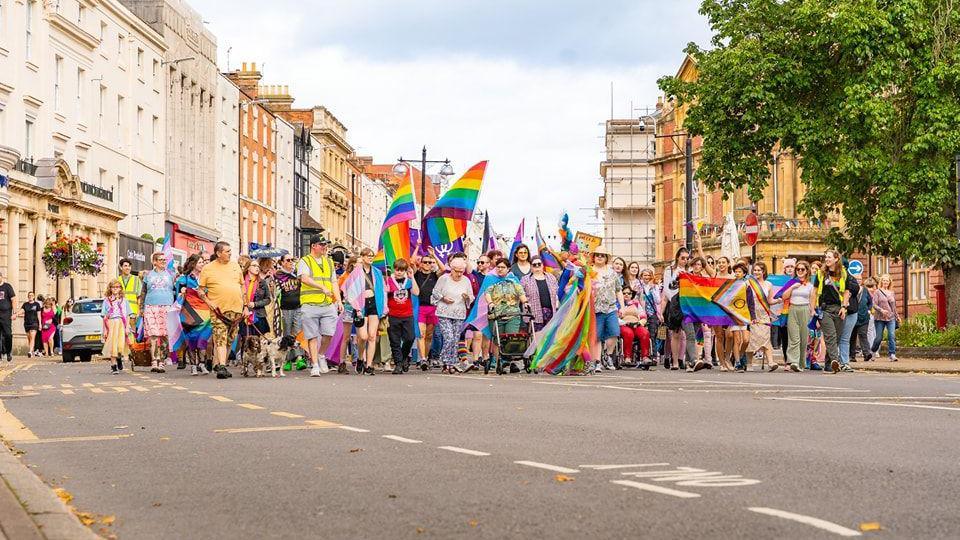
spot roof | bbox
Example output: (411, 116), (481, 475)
(365, 164), (438, 206)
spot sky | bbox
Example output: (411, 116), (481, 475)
(193, 0), (713, 239)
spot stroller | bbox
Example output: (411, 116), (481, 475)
(485, 305), (535, 375)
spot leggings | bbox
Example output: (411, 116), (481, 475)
(436, 317), (463, 366)
(620, 324), (651, 360)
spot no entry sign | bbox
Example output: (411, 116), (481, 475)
(744, 212), (759, 247)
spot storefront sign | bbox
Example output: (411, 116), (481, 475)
(118, 233), (154, 273)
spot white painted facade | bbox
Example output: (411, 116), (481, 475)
(359, 173), (390, 250)
(0, 0), (167, 238)
(308, 133), (324, 229)
(274, 115), (294, 253)
(214, 72), (239, 249)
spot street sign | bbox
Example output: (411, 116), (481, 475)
(847, 259), (864, 277)
(744, 212), (759, 247)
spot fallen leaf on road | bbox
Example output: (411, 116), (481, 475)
(859, 522), (882, 532)
(468, 519), (479, 528)
(349, 448), (363, 453)
(76, 512), (96, 526)
(554, 474), (575, 483)
(54, 488), (73, 504)
(416, 527), (426, 534)
(101, 515), (116, 525)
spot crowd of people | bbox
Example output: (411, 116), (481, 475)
(0, 270), (76, 361)
(0, 233), (903, 377)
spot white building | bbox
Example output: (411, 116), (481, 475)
(599, 116), (657, 264)
(274, 116), (295, 253)
(119, 0), (219, 255)
(214, 72), (239, 250)
(359, 172), (391, 250)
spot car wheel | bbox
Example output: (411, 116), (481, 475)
(79, 352), (93, 363)
(62, 351), (77, 363)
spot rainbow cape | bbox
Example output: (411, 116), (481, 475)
(529, 262), (595, 375)
(180, 287), (212, 351)
(380, 168), (417, 267)
(421, 161), (487, 248)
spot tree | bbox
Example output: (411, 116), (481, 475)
(659, 0), (960, 322)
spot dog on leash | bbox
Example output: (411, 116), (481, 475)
(240, 335), (263, 377)
(264, 335), (300, 378)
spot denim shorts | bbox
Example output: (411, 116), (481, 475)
(596, 311), (621, 342)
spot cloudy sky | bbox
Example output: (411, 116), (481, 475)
(193, 0), (712, 239)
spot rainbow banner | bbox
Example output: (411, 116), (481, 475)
(711, 275), (772, 325)
(529, 263), (595, 375)
(535, 219), (560, 270)
(180, 287), (212, 351)
(380, 168), (418, 267)
(679, 273), (736, 326)
(421, 161), (487, 248)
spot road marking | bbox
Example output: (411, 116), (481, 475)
(189, 391), (208, 395)
(338, 426), (370, 433)
(271, 411), (305, 419)
(0, 400), (38, 441)
(438, 446), (490, 456)
(59, 389), (75, 395)
(514, 461), (580, 474)
(382, 435), (422, 444)
(611, 480), (701, 498)
(215, 425), (339, 434)
(305, 420), (339, 427)
(16, 434), (134, 444)
(21, 385), (34, 391)
(768, 397), (960, 411)
(60, 384), (74, 388)
(90, 387), (106, 393)
(237, 403), (265, 410)
(209, 395), (233, 402)
(747, 507), (861, 537)
(172, 386), (188, 390)
(581, 463), (670, 470)
(82, 383), (95, 388)
(131, 386), (149, 392)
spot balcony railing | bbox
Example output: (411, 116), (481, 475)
(14, 158), (37, 176)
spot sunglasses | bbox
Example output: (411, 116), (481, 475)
(282, 258), (293, 262)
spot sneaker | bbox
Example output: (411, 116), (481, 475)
(150, 361), (159, 373)
(593, 362), (602, 373)
(685, 366), (694, 373)
(190, 365), (199, 376)
(310, 365), (321, 377)
(392, 363), (403, 374)
(199, 364), (210, 375)
(156, 364), (166, 373)
(840, 364), (855, 372)
(768, 364), (779, 372)
(215, 365), (230, 379)
(111, 365), (118, 374)
(889, 354), (898, 362)
(318, 357), (330, 374)
(693, 360), (707, 372)
(789, 364), (800, 372)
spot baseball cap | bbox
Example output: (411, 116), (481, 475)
(309, 234), (330, 246)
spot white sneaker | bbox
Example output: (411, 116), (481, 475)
(318, 356), (330, 374)
(199, 364), (210, 375)
(190, 365), (198, 376)
(594, 362), (603, 373)
(310, 365), (321, 377)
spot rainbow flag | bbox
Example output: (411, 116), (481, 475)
(679, 273), (735, 326)
(372, 249), (386, 272)
(711, 276), (772, 325)
(529, 262), (596, 375)
(768, 274), (796, 326)
(535, 219), (560, 270)
(180, 287), (212, 351)
(508, 218), (524, 260)
(380, 168), (417, 267)
(421, 161), (487, 248)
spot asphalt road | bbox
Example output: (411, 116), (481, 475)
(1, 359), (959, 539)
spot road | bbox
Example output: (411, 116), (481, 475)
(1, 359), (959, 539)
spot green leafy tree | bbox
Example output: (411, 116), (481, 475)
(659, 0), (960, 322)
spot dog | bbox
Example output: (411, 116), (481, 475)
(240, 335), (263, 377)
(265, 335), (301, 378)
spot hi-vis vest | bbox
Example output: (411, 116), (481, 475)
(300, 255), (334, 306)
(120, 275), (143, 315)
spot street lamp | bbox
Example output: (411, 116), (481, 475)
(396, 146), (454, 227)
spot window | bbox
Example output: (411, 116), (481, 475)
(116, 95), (123, 128)
(117, 34), (123, 57)
(151, 115), (158, 143)
(875, 256), (890, 278)
(99, 21), (106, 42)
(76, 159), (85, 181)
(152, 59), (158, 82)
(54, 56), (63, 111)
(136, 106), (143, 136)
(77, 4), (85, 26)
(24, 119), (33, 158)
(25, 0), (34, 59)
(137, 48), (143, 73)
(98, 85), (105, 133)
(76, 68), (84, 117)
(909, 262), (928, 302)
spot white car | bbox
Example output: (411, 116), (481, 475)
(60, 298), (104, 362)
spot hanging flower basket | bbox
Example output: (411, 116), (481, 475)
(42, 232), (105, 278)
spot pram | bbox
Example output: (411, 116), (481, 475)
(485, 305), (535, 375)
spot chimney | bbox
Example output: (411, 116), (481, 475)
(225, 61), (263, 99)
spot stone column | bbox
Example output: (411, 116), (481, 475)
(33, 216), (48, 296)
(6, 208), (21, 292)
(22, 214), (35, 293)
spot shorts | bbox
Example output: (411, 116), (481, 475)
(495, 316), (521, 336)
(301, 303), (338, 340)
(596, 311), (621, 342)
(418, 305), (438, 325)
(143, 304), (170, 338)
(211, 311), (242, 348)
(363, 297), (378, 317)
(280, 308), (302, 337)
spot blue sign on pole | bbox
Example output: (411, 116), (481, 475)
(847, 260), (864, 277)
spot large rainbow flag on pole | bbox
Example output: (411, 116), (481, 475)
(380, 167), (418, 268)
(421, 161), (488, 249)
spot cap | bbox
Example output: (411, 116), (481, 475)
(782, 258), (797, 268)
(309, 234), (330, 246)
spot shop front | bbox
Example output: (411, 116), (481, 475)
(165, 221), (217, 269)
(118, 233), (154, 273)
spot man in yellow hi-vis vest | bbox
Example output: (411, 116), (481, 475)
(296, 234), (342, 376)
(118, 258), (143, 320)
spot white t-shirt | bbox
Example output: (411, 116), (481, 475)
(662, 266), (683, 300)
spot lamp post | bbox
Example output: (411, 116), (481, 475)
(395, 146), (454, 228)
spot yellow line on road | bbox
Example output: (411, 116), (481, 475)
(172, 386), (188, 390)
(60, 384), (74, 388)
(270, 411), (305, 419)
(131, 386), (149, 392)
(215, 424), (339, 434)
(17, 434), (134, 444)
(0, 400), (39, 441)
(90, 388), (106, 394)
(82, 383), (95, 387)
(305, 420), (339, 427)
(210, 395), (233, 402)
(237, 403), (265, 410)
(189, 391), (208, 395)
(59, 389), (75, 395)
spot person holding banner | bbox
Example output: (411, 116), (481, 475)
(746, 262), (776, 371)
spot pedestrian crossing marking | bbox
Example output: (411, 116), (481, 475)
(60, 384), (74, 388)
(210, 395), (233, 402)
(270, 411), (304, 419)
(238, 403), (264, 410)
(82, 383), (95, 387)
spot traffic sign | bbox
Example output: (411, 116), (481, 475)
(847, 260), (864, 277)
(744, 212), (759, 247)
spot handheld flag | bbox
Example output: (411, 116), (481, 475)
(482, 212), (496, 252)
(508, 219), (525, 260)
(535, 219), (560, 270)
(380, 168), (418, 267)
(421, 161), (487, 249)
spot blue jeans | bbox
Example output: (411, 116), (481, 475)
(872, 319), (896, 356)
(838, 312), (859, 365)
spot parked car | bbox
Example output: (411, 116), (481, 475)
(61, 298), (104, 362)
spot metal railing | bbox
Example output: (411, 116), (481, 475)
(14, 158), (37, 176)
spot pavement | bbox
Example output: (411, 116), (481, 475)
(0, 355), (958, 539)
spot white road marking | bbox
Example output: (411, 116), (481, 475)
(172, 385), (188, 390)
(580, 463), (670, 470)
(17, 434), (134, 444)
(60, 384), (74, 388)
(514, 461), (580, 474)
(382, 435), (422, 444)
(747, 507), (861, 537)
(189, 391), (208, 395)
(338, 426), (370, 433)
(438, 446), (490, 456)
(611, 480), (700, 498)
(215, 425), (339, 434)
(130, 386), (149, 392)
(59, 389), (75, 395)
(81, 383), (95, 388)
(768, 397), (960, 411)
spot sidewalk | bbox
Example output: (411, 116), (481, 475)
(852, 357), (960, 374)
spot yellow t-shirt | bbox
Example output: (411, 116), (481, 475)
(199, 260), (243, 314)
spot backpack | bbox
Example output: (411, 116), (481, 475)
(665, 294), (684, 331)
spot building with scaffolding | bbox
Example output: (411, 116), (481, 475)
(599, 115), (658, 264)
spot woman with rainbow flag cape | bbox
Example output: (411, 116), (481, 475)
(354, 248), (387, 376)
(528, 256), (597, 375)
(174, 254), (212, 376)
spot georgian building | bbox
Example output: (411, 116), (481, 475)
(273, 115), (295, 254)
(214, 72), (240, 251)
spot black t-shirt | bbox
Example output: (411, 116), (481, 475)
(0, 283), (15, 314)
(536, 279), (552, 310)
(815, 273), (859, 312)
(414, 271), (439, 306)
(21, 301), (41, 326)
(275, 271), (301, 310)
